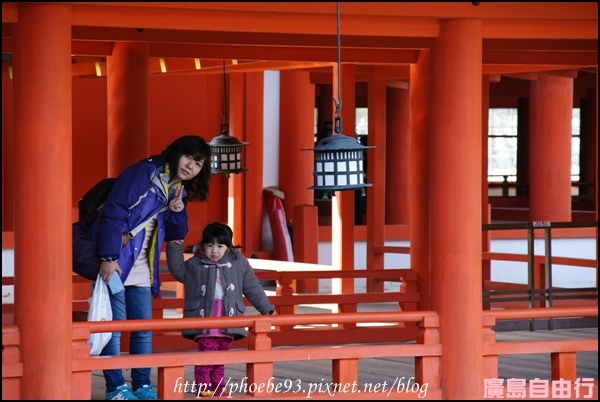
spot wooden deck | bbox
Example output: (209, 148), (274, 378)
(90, 310), (597, 400)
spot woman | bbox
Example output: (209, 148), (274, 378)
(94, 135), (211, 400)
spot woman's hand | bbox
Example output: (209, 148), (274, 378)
(99, 260), (122, 283)
(169, 183), (184, 212)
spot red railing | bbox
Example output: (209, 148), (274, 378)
(4, 306), (597, 400)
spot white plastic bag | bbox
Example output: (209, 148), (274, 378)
(87, 274), (113, 355)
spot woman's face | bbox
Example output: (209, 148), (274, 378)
(175, 154), (204, 181)
(203, 241), (228, 262)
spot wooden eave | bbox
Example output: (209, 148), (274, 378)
(1, 2), (597, 80)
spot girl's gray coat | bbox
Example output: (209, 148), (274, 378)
(166, 242), (275, 341)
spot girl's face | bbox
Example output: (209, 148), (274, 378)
(203, 241), (228, 262)
(175, 154), (204, 181)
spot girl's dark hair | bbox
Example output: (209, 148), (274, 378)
(201, 222), (234, 249)
(161, 135), (212, 202)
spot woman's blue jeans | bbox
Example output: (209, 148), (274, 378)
(101, 285), (152, 393)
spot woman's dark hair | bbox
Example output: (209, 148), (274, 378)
(161, 135), (211, 202)
(201, 222), (234, 249)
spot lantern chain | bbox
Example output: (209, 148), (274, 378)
(333, 2), (343, 136)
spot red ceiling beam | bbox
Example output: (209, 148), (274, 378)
(310, 65), (411, 83)
(484, 19), (597, 40)
(483, 38), (598, 52)
(60, 2), (598, 21)
(67, 4), (441, 38)
(70, 26), (434, 50)
(483, 65), (592, 76)
(147, 42), (421, 64)
(483, 51), (597, 67)
(148, 60), (333, 76)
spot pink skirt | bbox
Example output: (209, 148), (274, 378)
(194, 299), (233, 340)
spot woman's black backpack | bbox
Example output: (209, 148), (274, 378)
(78, 178), (116, 224)
(72, 178), (116, 280)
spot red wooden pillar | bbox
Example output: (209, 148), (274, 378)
(105, 41), (150, 353)
(243, 72), (265, 255)
(577, 94), (596, 201)
(332, 64), (356, 298)
(481, 76), (491, 226)
(106, 42), (149, 176)
(278, 71), (317, 291)
(204, 74), (227, 229)
(317, 83), (334, 144)
(293, 205), (319, 293)
(385, 85), (410, 225)
(2, 63), (15, 231)
(594, 74), (598, 282)
(13, 3), (73, 399)
(516, 97), (530, 198)
(365, 76), (386, 293)
(229, 72), (246, 247)
(482, 76), (492, 303)
(529, 74), (573, 222)
(430, 19), (483, 399)
(278, 71), (315, 223)
(409, 50), (431, 310)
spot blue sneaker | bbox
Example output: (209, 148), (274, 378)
(105, 384), (138, 400)
(134, 384), (157, 400)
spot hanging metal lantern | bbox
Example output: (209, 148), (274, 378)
(307, 132), (373, 192)
(208, 124), (248, 177)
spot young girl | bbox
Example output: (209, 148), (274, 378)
(166, 222), (275, 397)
